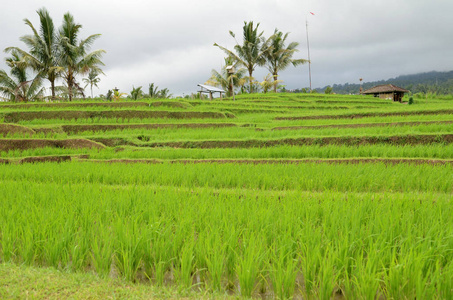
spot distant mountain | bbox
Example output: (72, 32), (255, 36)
(317, 71), (453, 95)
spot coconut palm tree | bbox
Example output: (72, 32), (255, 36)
(148, 83), (159, 98)
(82, 69), (101, 98)
(0, 51), (44, 102)
(205, 57), (247, 97)
(158, 88), (172, 99)
(130, 86), (143, 100)
(265, 29), (308, 92)
(260, 74), (282, 94)
(5, 8), (61, 99)
(112, 89), (127, 101)
(214, 21), (271, 93)
(58, 12), (105, 101)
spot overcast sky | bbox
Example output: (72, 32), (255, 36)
(1, 0), (452, 96)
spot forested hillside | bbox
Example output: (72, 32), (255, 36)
(316, 71), (453, 95)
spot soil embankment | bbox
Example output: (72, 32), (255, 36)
(275, 109), (453, 120)
(78, 158), (453, 166)
(0, 124), (35, 136)
(0, 139), (104, 152)
(272, 120), (453, 131)
(2, 110), (231, 123)
(92, 134), (453, 149)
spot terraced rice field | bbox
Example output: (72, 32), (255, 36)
(1, 93), (452, 299)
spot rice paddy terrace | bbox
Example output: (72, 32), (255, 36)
(1, 93), (453, 298)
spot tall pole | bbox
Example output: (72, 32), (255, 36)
(306, 19), (312, 92)
(231, 75), (235, 101)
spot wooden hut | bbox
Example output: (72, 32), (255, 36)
(362, 84), (409, 102)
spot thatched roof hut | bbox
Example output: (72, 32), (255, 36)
(363, 84), (409, 102)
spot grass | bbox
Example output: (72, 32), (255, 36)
(0, 263), (232, 299)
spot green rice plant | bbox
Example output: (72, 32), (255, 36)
(69, 229), (90, 271)
(352, 251), (381, 299)
(114, 220), (144, 282)
(269, 237), (298, 300)
(202, 231), (226, 292)
(236, 234), (266, 297)
(224, 225), (240, 290)
(0, 162), (452, 194)
(144, 224), (173, 286)
(414, 264), (436, 299)
(0, 160), (452, 297)
(317, 249), (339, 300)
(17, 225), (36, 266)
(334, 233), (360, 299)
(174, 237), (195, 290)
(90, 223), (114, 277)
(299, 242), (322, 298)
(42, 221), (72, 269)
(436, 260), (453, 299)
(62, 121), (453, 143)
(77, 143), (453, 163)
(383, 250), (413, 299)
(1, 223), (16, 263)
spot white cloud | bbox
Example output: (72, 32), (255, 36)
(1, 0), (452, 96)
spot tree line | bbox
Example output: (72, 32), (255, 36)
(0, 8), (104, 102)
(105, 83), (173, 101)
(207, 21), (307, 96)
(1, 15), (307, 102)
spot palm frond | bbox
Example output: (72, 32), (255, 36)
(37, 8), (55, 54)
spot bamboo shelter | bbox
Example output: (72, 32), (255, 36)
(197, 84), (226, 100)
(363, 84), (409, 102)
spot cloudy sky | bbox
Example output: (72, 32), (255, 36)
(1, 0), (452, 96)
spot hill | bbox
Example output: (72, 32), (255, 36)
(316, 70), (453, 94)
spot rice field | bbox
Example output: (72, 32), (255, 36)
(1, 93), (452, 298)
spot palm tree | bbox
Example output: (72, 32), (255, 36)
(130, 86), (143, 100)
(148, 83), (158, 98)
(5, 8), (61, 99)
(106, 89), (113, 101)
(53, 85), (85, 100)
(58, 12), (105, 101)
(158, 88), (172, 99)
(82, 69), (101, 98)
(260, 74), (282, 94)
(0, 51), (44, 102)
(214, 21), (271, 93)
(206, 57), (247, 97)
(265, 29), (308, 92)
(112, 89), (127, 101)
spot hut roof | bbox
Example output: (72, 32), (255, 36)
(363, 84), (409, 94)
(197, 84), (225, 93)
